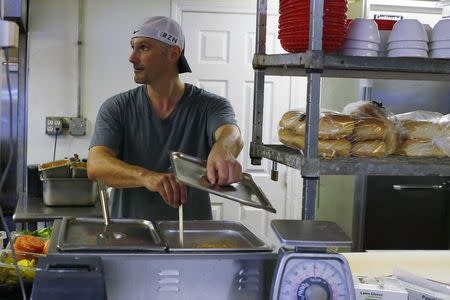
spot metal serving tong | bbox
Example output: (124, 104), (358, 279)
(97, 181), (111, 226)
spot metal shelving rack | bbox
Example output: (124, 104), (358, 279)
(250, 0), (450, 220)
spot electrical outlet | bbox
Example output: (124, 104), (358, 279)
(45, 117), (66, 135)
(69, 117), (87, 136)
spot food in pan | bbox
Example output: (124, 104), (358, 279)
(0, 249), (44, 285)
(193, 239), (237, 248)
(38, 159), (70, 170)
(17, 227), (52, 239)
(13, 235), (46, 254)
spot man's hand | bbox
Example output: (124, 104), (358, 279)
(143, 172), (187, 208)
(206, 124), (244, 186)
(88, 146), (187, 208)
(207, 143), (243, 186)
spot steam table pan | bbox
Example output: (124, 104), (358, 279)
(57, 217), (167, 252)
(40, 176), (97, 206)
(157, 220), (272, 252)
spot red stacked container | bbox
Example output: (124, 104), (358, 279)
(279, 0), (348, 53)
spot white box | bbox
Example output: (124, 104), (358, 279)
(400, 281), (450, 300)
(354, 276), (408, 300)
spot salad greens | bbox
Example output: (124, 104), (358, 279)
(16, 227), (52, 239)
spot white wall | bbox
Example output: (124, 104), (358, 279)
(27, 0), (171, 164)
(27, 0), (361, 235)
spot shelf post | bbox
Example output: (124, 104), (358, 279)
(302, 0), (324, 220)
(251, 0), (268, 166)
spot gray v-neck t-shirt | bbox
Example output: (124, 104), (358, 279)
(90, 83), (238, 221)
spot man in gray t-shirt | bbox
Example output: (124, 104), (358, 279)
(87, 16), (243, 221)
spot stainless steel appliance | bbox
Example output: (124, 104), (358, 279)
(47, 218), (277, 300)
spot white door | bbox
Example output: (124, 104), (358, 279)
(173, 1), (303, 246)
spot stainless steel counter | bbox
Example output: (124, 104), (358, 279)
(46, 219), (277, 300)
(13, 192), (102, 222)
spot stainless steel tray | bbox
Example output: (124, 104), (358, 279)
(271, 220), (352, 249)
(71, 162), (87, 178)
(41, 176), (97, 206)
(38, 160), (71, 178)
(57, 217), (167, 252)
(156, 220), (272, 252)
(170, 152), (276, 213)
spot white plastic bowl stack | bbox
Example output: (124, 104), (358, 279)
(387, 19), (429, 58)
(430, 19), (450, 59)
(341, 18), (380, 56)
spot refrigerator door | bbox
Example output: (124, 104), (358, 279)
(364, 176), (450, 250)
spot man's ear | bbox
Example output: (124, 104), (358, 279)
(170, 46), (182, 62)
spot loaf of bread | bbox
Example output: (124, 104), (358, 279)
(279, 110), (354, 140)
(396, 119), (448, 140)
(384, 121), (398, 155)
(342, 100), (390, 120)
(394, 110), (449, 140)
(395, 139), (447, 157)
(351, 140), (386, 158)
(278, 129), (351, 158)
(350, 117), (388, 141)
(343, 101), (397, 157)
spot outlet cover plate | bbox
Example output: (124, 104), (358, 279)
(69, 117), (87, 136)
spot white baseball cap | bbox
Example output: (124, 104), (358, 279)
(131, 16), (192, 73)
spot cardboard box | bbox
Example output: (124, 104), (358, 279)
(354, 276), (408, 300)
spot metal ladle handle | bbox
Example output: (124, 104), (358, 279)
(97, 181), (111, 226)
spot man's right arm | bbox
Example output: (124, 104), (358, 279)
(87, 146), (186, 207)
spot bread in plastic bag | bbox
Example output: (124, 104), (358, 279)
(395, 139), (447, 157)
(395, 111), (447, 140)
(351, 117), (388, 141)
(351, 140), (387, 158)
(279, 110), (355, 140)
(342, 100), (398, 156)
(278, 129), (351, 159)
(394, 111), (450, 157)
(342, 100), (391, 120)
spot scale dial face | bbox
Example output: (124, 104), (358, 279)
(277, 255), (352, 300)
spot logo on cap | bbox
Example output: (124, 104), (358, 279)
(158, 31), (178, 44)
(133, 29), (140, 34)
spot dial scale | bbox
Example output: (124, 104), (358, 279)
(270, 220), (356, 300)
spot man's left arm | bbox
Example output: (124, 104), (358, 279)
(206, 124), (244, 185)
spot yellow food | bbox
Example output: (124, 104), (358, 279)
(194, 239), (236, 248)
(0, 254), (37, 285)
